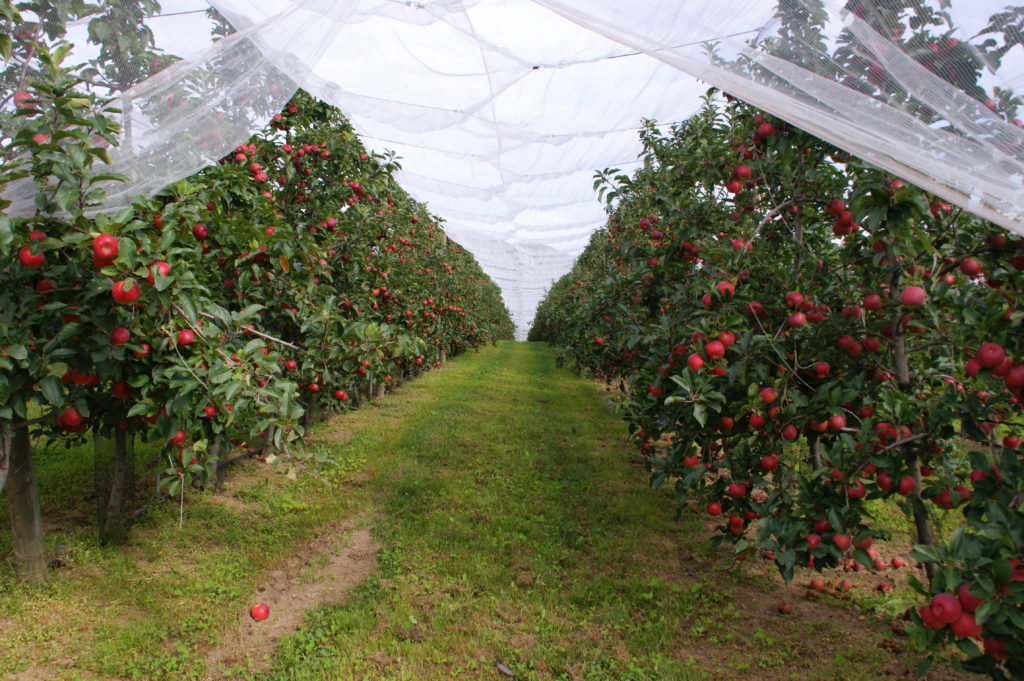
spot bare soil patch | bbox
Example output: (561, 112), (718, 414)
(203, 519), (379, 679)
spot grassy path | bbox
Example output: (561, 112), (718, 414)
(1, 342), (960, 680)
(260, 342), (925, 681)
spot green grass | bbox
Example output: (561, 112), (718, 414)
(1, 342), (957, 680)
(259, 342), (706, 681)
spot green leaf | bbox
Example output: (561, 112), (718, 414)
(910, 544), (942, 564)
(993, 557), (1011, 585)
(55, 185), (78, 213)
(126, 403), (151, 418)
(853, 547), (873, 569)
(0, 213), (12, 250)
(650, 470), (667, 490)
(39, 376), (64, 407)
(827, 507), (844, 534)
(974, 598), (997, 625)
(915, 655), (933, 678)
(1007, 605), (1024, 629)
(5, 345), (27, 361)
(87, 172), (128, 185)
(906, 574), (929, 596)
(693, 403), (706, 428)
(953, 638), (981, 658)
(177, 294), (197, 323)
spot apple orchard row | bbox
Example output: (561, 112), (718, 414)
(530, 96), (1023, 678)
(1, 49), (512, 580)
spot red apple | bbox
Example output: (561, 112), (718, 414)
(111, 327), (131, 346)
(930, 592), (961, 624)
(250, 602), (270, 621)
(687, 354), (704, 372)
(18, 246), (44, 269)
(900, 286), (926, 307)
(959, 257), (982, 276)
(955, 582), (983, 613)
(826, 199), (845, 215)
(147, 260), (171, 285)
(984, 637), (1009, 661)
(60, 407), (84, 427)
(918, 605), (946, 630)
(833, 533), (851, 551)
(193, 222), (209, 239)
(976, 342), (1005, 369)
(92, 233), (119, 261)
(705, 340), (726, 360)
(177, 329), (196, 346)
(759, 387), (778, 404)
(13, 91), (34, 108)
(898, 475), (916, 496)
(112, 279), (142, 304)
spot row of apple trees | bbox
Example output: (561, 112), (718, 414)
(530, 90), (1023, 678)
(0, 33), (513, 582)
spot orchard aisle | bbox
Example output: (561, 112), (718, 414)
(256, 341), (958, 681)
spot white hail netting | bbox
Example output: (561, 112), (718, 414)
(4, 1), (1024, 338)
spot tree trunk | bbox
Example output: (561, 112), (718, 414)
(0, 427), (10, 494)
(212, 437), (226, 492)
(303, 395), (317, 430)
(263, 424), (276, 457)
(100, 429), (132, 546)
(6, 423), (46, 581)
(888, 245), (936, 583)
(807, 433), (822, 469)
